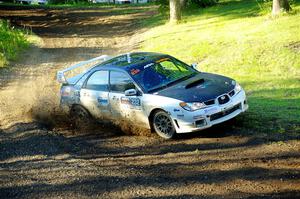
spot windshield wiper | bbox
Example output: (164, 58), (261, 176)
(147, 83), (169, 93)
(166, 73), (197, 87)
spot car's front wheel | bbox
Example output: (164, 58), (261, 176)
(152, 110), (176, 139)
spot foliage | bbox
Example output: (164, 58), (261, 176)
(186, 0), (219, 8)
(156, 0), (219, 10)
(155, 0), (169, 13)
(140, 0), (300, 134)
(0, 20), (29, 67)
(49, 0), (89, 5)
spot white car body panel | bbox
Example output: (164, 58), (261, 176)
(58, 53), (248, 136)
(169, 90), (248, 133)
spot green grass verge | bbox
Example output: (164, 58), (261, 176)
(0, 20), (29, 67)
(140, 0), (300, 134)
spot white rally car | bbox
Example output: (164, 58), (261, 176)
(57, 52), (248, 139)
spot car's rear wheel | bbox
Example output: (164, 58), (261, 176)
(152, 110), (176, 139)
(70, 105), (93, 130)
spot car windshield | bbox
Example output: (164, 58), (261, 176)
(131, 57), (198, 93)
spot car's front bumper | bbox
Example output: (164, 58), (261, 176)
(171, 90), (248, 133)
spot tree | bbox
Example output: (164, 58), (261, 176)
(169, 0), (181, 23)
(180, 0), (187, 8)
(272, 0), (292, 16)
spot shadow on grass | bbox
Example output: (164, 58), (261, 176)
(185, 0), (266, 20)
(141, 0), (269, 30)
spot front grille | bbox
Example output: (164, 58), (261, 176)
(210, 103), (241, 121)
(218, 94), (230, 105)
(228, 90), (235, 97)
(204, 99), (215, 106)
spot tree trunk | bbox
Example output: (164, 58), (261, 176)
(272, 0), (281, 16)
(272, 0), (292, 16)
(170, 0), (181, 23)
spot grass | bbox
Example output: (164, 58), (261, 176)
(140, 0), (300, 134)
(0, 2), (152, 68)
(0, 20), (29, 67)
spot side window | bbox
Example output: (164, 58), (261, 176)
(85, 71), (109, 91)
(110, 71), (135, 93)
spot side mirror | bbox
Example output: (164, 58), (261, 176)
(125, 89), (137, 96)
(191, 63), (198, 69)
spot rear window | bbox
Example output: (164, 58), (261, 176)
(85, 70), (109, 91)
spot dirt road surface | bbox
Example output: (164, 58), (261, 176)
(0, 5), (300, 199)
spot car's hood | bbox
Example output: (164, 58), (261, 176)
(154, 73), (235, 102)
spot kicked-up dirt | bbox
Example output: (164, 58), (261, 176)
(0, 5), (300, 199)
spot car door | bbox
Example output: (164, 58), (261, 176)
(80, 70), (111, 119)
(109, 70), (148, 126)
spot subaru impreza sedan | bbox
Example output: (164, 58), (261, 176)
(57, 52), (248, 139)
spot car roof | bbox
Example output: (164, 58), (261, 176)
(92, 52), (168, 72)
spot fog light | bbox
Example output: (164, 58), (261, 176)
(195, 119), (207, 127)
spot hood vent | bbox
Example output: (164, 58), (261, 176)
(185, 78), (205, 89)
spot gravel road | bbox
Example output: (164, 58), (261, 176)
(0, 5), (299, 199)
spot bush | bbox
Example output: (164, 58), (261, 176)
(187, 0), (219, 8)
(155, 0), (169, 14)
(0, 20), (29, 67)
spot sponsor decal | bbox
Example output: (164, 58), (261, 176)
(97, 97), (108, 106)
(120, 97), (130, 105)
(173, 108), (180, 112)
(129, 98), (141, 106)
(121, 97), (141, 110)
(144, 63), (154, 69)
(193, 115), (204, 120)
(130, 68), (140, 75)
(177, 114), (184, 118)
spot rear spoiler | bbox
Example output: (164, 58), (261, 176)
(57, 55), (111, 84)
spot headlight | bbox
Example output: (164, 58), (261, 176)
(234, 82), (242, 94)
(179, 102), (207, 111)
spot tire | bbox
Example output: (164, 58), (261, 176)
(152, 110), (176, 139)
(70, 105), (93, 130)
